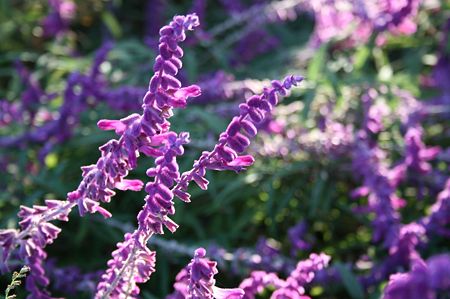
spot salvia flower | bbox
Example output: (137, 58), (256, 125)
(271, 253), (331, 299)
(351, 135), (403, 247)
(168, 248), (245, 298)
(95, 14), (201, 298)
(239, 271), (284, 299)
(0, 14), (201, 298)
(382, 255), (450, 299)
(187, 248), (244, 299)
(172, 75), (303, 202)
(404, 126), (440, 174)
(307, 0), (421, 47)
(41, 0), (76, 37)
(238, 253), (330, 298)
(423, 179), (450, 238)
(288, 221), (311, 257)
(382, 258), (432, 299)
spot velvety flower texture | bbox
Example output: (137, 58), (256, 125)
(423, 179), (450, 238)
(0, 14), (201, 299)
(167, 248), (245, 298)
(383, 259), (433, 299)
(180, 248), (244, 299)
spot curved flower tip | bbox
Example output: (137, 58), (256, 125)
(228, 155), (255, 167)
(170, 86), (201, 108)
(115, 179), (144, 191)
(97, 119), (126, 135)
(212, 286), (244, 299)
(174, 85), (202, 99)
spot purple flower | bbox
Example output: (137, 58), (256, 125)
(288, 221), (311, 256)
(382, 255), (450, 299)
(427, 254), (450, 291)
(423, 179), (450, 238)
(95, 14), (201, 298)
(404, 126), (440, 174)
(351, 136), (403, 247)
(188, 248), (244, 298)
(362, 88), (390, 134)
(239, 271), (283, 299)
(168, 248), (244, 299)
(272, 253), (331, 299)
(308, 0), (420, 48)
(41, 0), (76, 37)
(239, 253), (330, 298)
(383, 259), (432, 299)
(173, 75), (303, 201)
(0, 43), (112, 158)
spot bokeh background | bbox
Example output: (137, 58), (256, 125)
(1, 0), (449, 298)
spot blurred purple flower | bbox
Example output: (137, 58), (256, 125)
(41, 0), (76, 37)
(272, 253), (331, 299)
(168, 248), (244, 299)
(404, 126), (440, 174)
(383, 259), (432, 299)
(288, 221), (312, 256)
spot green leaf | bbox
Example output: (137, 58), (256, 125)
(335, 262), (365, 299)
(101, 11), (122, 39)
(307, 44), (327, 82)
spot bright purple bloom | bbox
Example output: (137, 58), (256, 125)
(288, 221), (311, 256)
(404, 126), (440, 174)
(271, 253), (331, 299)
(239, 271), (283, 299)
(383, 259), (432, 299)
(427, 254), (450, 291)
(188, 248), (244, 298)
(168, 248), (244, 299)
(238, 253), (330, 298)
(351, 135), (403, 247)
(382, 255), (450, 299)
(362, 88), (390, 134)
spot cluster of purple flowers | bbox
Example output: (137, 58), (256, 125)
(307, 0), (421, 47)
(0, 12), (313, 299)
(167, 247), (244, 298)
